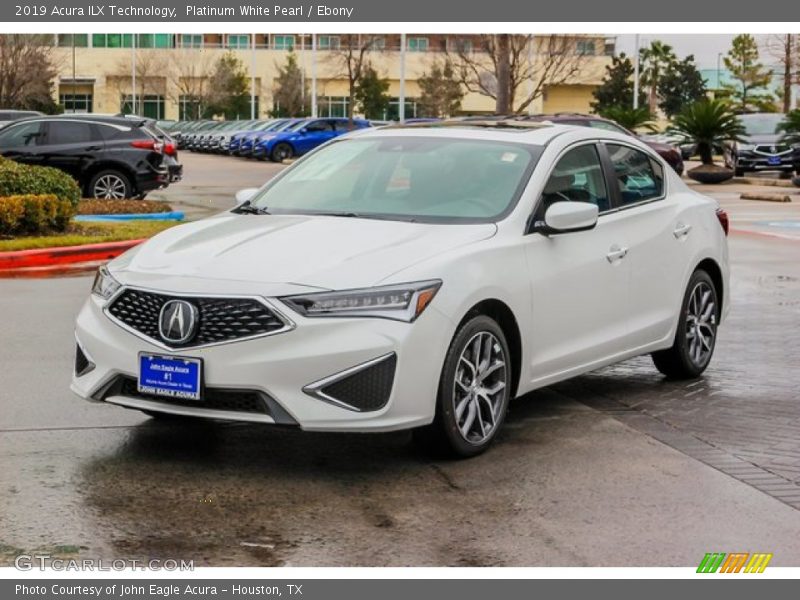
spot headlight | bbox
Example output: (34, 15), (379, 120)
(91, 266), (121, 300)
(738, 144), (756, 153)
(281, 280), (442, 322)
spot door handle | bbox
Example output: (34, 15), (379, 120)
(673, 223), (692, 239)
(606, 245), (628, 263)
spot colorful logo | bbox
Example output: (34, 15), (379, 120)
(697, 552), (773, 573)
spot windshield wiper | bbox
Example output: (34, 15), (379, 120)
(311, 210), (362, 218)
(233, 201), (271, 215)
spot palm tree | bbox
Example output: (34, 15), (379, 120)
(669, 99), (745, 166)
(778, 109), (800, 146)
(640, 41), (676, 114)
(598, 106), (657, 132)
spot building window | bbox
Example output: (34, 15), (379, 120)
(178, 95), (203, 120)
(273, 35), (295, 50)
(407, 37), (428, 52)
(318, 35), (340, 50)
(136, 34), (172, 49)
(121, 95), (165, 120)
(57, 34), (88, 47)
(178, 34), (203, 48)
(59, 93), (93, 113)
(226, 34), (250, 49)
(318, 96), (350, 118)
(576, 40), (596, 56)
(386, 97), (419, 121)
(449, 38), (472, 53)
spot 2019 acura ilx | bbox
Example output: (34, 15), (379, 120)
(72, 121), (729, 457)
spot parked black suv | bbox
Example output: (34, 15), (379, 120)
(723, 113), (800, 177)
(0, 115), (169, 199)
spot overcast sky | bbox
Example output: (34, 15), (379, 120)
(613, 34), (780, 69)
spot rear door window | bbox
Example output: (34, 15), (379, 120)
(47, 121), (95, 145)
(606, 144), (664, 206)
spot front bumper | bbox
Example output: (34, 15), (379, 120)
(736, 153), (798, 172)
(72, 289), (452, 432)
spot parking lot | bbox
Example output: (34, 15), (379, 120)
(1, 153), (799, 567)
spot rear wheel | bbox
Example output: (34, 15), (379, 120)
(414, 315), (512, 458)
(88, 170), (132, 199)
(270, 143), (293, 162)
(651, 269), (719, 379)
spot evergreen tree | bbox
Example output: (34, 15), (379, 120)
(657, 55), (707, 118)
(723, 34), (775, 112)
(354, 66), (390, 120)
(204, 52), (251, 119)
(271, 52), (309, 117)
(418, 59), (464, 118)
(590, 53), (644, 114)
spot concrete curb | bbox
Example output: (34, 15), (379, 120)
(740, 193), (793, 203)
(0, 239), (144, 271)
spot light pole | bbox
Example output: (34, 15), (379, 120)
(250, 33), (256, 119)
(633, 34), (640, 109)
(716, 52), (723, 94)
(399, 33), (406, 122)
(311, 34), (317, 118)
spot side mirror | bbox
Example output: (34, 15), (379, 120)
(235, 188), (259, 205)
(534, 201), (598, 235)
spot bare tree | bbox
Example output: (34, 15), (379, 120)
(0, 34), (60, 111)
(112, 49), (168, 115)
(166, 49), (214, 119)
(763, 34), (799, 113)
(325, 34), (384, 120)
(447, 34), (592, 115)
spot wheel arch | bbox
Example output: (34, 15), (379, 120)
(460, 298), (523, 399)
(695, 257), (724, 323)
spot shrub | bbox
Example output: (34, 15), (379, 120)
(78, 199), (172, 215)
(0, 156), (81, 209)
(0, 194), (73, 236)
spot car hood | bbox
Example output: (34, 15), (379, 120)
(112, 213), (497, 291)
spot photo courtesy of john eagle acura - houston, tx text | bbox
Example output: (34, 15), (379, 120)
(72, 121), (729, 457)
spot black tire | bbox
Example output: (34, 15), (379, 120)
(414, 314), (512, 458)
(651, 269), (719, 379)
(87, 169), (133, 200)
(270, 143), (293, 162)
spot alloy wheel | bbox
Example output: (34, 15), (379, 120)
(685, 280), (717, 367)
(93, 174), (127, 199)
(453, 331), (508, 445)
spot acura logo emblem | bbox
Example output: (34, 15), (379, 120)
(158, 300), (199, 344)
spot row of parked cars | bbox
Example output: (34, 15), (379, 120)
(0, 111), (182, 199)
(161, 117), (371, 162)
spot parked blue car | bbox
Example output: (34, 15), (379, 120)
(229, 119), (292, 156)
(252, 118), (371, 162)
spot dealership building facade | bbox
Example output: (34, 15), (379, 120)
(50, 33), (615, 120)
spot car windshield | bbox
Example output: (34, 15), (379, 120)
(739, 114), (783, 136)
(250, 136), (541, 222)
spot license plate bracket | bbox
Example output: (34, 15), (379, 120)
(138, 353), (203, 401)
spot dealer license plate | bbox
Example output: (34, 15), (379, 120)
(138, 353), (202, 401)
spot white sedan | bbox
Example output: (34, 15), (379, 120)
(72, 121), (730, 457)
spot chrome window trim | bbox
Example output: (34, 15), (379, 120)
(302, 352), (396, 412)
(102, 284), (296, 351)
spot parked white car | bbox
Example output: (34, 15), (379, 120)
(72, 122), (730, 457)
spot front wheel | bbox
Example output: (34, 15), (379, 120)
(651, 269), (719, 379)
(414, 315), (512, 458)
(270, 143), (293, 162)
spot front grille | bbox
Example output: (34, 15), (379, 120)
(755, 144), (790, 155)
(107, 289), (287, 348)
(119, 376), (266, 413)
(318, 354), (397, 412)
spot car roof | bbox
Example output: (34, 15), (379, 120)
(350, 119), (567, 145)
(35, 114), (148, 127)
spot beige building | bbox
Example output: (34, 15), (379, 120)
(51, 33), (615, 120)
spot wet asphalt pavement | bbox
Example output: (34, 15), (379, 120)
(1, 154), (800, 567)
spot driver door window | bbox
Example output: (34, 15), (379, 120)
(541, 145), (610, 214)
